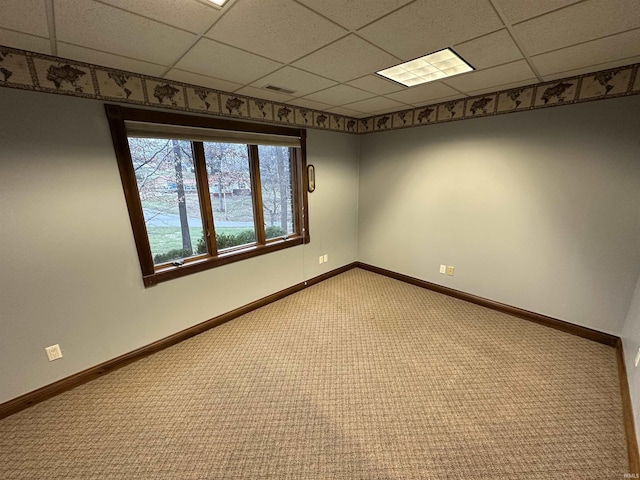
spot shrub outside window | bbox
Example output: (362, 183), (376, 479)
(106, 105), (309, 286)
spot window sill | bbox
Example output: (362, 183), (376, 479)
(143, 235), (305, 287)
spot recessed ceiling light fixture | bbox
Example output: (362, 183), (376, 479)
(207, 0), (228, 6)
(376, 48), (473, 87)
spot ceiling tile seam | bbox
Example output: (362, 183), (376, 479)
(450, 26), (508, 51)
(510, 0), (589, 27)
(54, 40), (167, 69)
(300, 83), (395, 107)
(463, 76), (538, 95)
(278, 31), (353, 68)
(437, 56), (544, 94)
(241, 66), (342, 100)
(201, 0), (240, 34)
(45, 0), (57, 56)
(158, 26), (328, 81)
(0, 26), (50, 42)
(529, 26), (640, 58)
(431, 80), (468, 98)
(290, 0), (353, 33)
(488, 0), (543, 82)
(538, 53), (640, 80)
(156, 1), (245, 80)
(89, 0), (212, 36)
(350, 32), (404, 63)
(353, 0), (419, 33)
(158, 36), (210, 79)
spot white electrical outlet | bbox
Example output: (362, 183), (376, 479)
(635, 348), (640, 368)
(439, 265), (446, 274)
(45, 344), (63, 362)
(318, 255), (324, 264)
(323, 254), (328, 263)
(446, 266), (455, 276)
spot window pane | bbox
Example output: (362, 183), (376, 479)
(258, 145), (294, 239)
(203, 142), (256, 250)
(128, 138), (205, 265)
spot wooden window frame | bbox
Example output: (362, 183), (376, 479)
(105, 104), (310, 287)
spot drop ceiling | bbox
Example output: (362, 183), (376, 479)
(1, 0), (639, 117)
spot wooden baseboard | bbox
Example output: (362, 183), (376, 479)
(355, 262), (618, 346)
(0, 262), (358, 420)
(617, 339), (640, 474)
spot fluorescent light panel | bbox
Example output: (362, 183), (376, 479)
(376, 48), (473, 87)
(207, 0), (228, 6)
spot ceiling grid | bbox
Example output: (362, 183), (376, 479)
(0, 0), (638, 128)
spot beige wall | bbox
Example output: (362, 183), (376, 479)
(359, 95), (640, 336)
(0, 88), (360, 403)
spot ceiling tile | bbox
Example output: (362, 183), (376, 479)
(358, 0), (503, 60)
(465, 79), (538, 96)
(342, 96), (407, 113)
(235, 85), (296, 103)
(453, 29), (523, 70)
(540, 55), (640, 81)
(57, 43), (166, 76)
(493, 0), (582, 24)
(287, 97), (333, 110)
(164, 69), (243, 92)
(531, 28), (640, 77)
(250, 66), (337, 97)
(1, 0), (49, 37)
(514, 0), (640, 56)
(54, 0), (196, 65)
(326, 105), (364, 117)
(0, 29), (50, 55)
(205, 0), (346, 63)
(296, 0), (413, 30)
(346, 74), (404, 94)
(293, 34), (400, 82)
(97, 0), (222, 34)
(442, 60), (537, 93)
(175, 37), (282, 84)
(413, 94), (466, 107)
(303, 84), (374, 105)
(385, 81), (461, 105)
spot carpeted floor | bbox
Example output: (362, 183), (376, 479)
(0, 268), (628, 479)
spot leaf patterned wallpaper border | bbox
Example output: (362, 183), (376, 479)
(0, 45), (638, 135)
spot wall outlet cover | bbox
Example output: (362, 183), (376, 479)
(45, 344), (63, 361)
(439, 265), (446, 274)
(446, 266), (455, 276)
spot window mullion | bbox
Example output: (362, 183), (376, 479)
(193, 142), (218, 256)
(248, 144), (266, 245)
(290, 147), (302, 237)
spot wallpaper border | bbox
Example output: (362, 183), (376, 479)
(0, 45), (638, 135)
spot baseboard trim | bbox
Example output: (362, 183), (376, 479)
(355, 262), (618, 347)
(0, 262), (358, 420)
(617, 339), (640, 474)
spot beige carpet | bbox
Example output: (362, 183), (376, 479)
(0, 268), (628, 479)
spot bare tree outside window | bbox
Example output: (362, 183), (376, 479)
(128, 137), (204, 264)
(258, 145), (293, 238)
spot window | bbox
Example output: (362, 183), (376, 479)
(106, 105), (309, 286)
